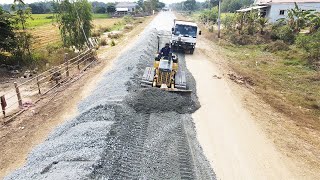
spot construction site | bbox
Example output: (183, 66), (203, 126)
(1, 11), (320, 180)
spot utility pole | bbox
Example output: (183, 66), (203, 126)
(217, 0), (221, 38)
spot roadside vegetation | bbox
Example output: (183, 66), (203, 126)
(0, 0), (162, 74)
(176, 1), (320, 123)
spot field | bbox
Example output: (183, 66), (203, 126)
(27, 13), (111, 28)
(29, 17), (124, 49)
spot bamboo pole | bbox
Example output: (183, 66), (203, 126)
(14, 82), (23, 108)
(37, 76), (41, 94)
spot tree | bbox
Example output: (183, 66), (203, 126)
(94, 6), (106, 13)
(184, 0), (196, 11)
(106, 3), (116, 14)
(54, 0), (93, 49)
(257, 17), (268, 34)
(11, 1), (33, 61)
(0, 7), (16, 53)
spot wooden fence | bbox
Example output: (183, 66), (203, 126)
(1, 39), (100, 123)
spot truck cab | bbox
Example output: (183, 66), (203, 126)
(171, 20), (200, 54)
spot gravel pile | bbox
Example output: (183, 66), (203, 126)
(6, 12), (215, 180)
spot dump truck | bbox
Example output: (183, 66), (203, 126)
(171, 19), (201, 54)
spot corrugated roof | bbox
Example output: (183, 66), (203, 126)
(116, 8), (129, 12)
(236, 6), (268, 12)
(116, 2), (137, 8)
(256, 0), (320, 4)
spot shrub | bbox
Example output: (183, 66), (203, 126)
(111, 40), (116, 46)
(123, 15), (133, 23)
(199, 7), (219, 23)
(99, 26), (110, 32)
(222, 14), (234, 31)
(228, 34), (266, 45)
(296, 31), (320, 68)
(91, 31), (100, 37)
(100, 38), (107, 46)
(271, 25), (295, 44)
(264, 40), (290, 52)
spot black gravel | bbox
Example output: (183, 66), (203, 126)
(5, 12), (216, 180)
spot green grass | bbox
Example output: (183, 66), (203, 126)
(93, 13), (111, 19)
(27, 14), (55, 28)
(26, 13), (111, 28)
(222, 44), (320, 119)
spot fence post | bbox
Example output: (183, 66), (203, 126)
(14, 82), (23, 108)
(65, 53), (69, 77)
(77, 53), (80, 71)
(36, 76), (41, 94)
(1, 95), (6, 118)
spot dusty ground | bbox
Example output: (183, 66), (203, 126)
(0, 15), (154, 179)
(189, 34), (320, 179)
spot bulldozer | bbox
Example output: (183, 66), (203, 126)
(141, 44), (191, 92)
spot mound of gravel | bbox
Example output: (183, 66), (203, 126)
(125, 88), (200, 114)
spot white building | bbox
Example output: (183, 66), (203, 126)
(115, 2), (137, 13)
(237, 0), (320, 23)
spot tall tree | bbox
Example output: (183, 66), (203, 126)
(54, 0), (93, 49)
(106, 3), (115, 14)
(184, 0), (196, 11)
(11, 1), (33, 61)
(0, 7), (16, 53)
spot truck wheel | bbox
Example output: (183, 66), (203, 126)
(172, 45), (176, 52)
(190, 48), (194, 54)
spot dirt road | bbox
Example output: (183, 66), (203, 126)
(186, 51), (293, 179)
(186, 34), (319, 179)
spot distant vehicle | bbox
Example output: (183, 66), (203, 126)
(162, 7), (169, 11)
(171, 19), (201, 54)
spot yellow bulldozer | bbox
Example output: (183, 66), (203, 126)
(141, 52), (191, 92)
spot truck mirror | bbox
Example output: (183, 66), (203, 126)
(199, 31), (202, 35)
(172, 28), (174, 32)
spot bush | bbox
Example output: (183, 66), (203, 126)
(100, 38), (107, 46)
(222, 14), (234, 31)
(111, 40), (116, 46)
(91, 30), (100, 37)
(264, 40), (290, 52)
(296, 31), (320, 68)
(123, 15), (133, 23)
(271, 25), (295, 44)
(228, 34), (266, 45)
(199, 7), (218, 23)
(99, 26), (110, 32)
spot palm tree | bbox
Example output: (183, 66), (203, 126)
(257, 17), (268, 34)
(14, 0), (24, 4)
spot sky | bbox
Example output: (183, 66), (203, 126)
(0, 0), (206, 5)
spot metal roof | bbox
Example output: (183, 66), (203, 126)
(236, 6), (268, 12)
(116, 8), (129, 12)
(116, 2), (137, 8)
(255, 0), (320, 4)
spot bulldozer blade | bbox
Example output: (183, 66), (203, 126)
(166, 88), (192, 93)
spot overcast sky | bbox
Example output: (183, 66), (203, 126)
(0, 0), (206, 5)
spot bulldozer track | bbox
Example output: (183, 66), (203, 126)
(109, 115), (149, 179)
(177, 122), (196, 180)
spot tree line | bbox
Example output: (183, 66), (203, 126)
(170, 0), (253, 13)
(0, 1), (166, 14)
